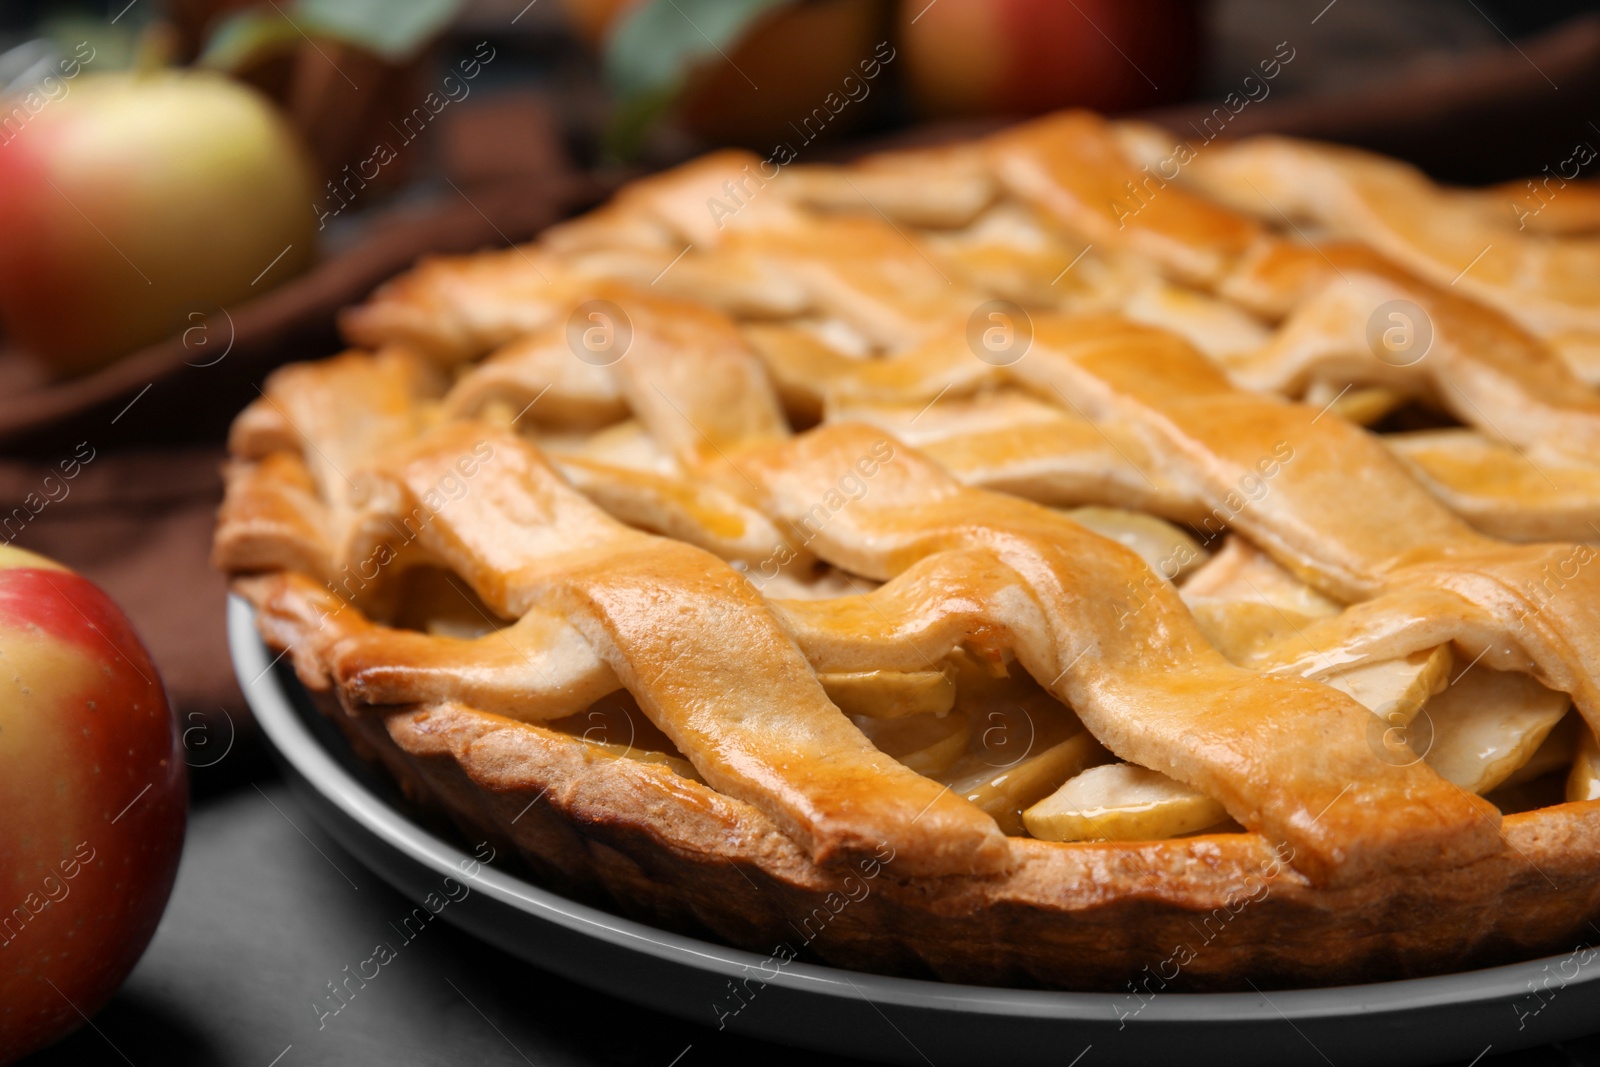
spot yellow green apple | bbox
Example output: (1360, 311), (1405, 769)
(0, 70), (317, 376)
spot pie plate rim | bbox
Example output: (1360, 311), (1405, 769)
(228, 593), (1600, 1066)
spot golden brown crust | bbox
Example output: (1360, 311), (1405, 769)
(217, 108), (1600, 991)
(269, 622), (1600, 991)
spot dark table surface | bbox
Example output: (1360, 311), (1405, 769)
(18, 756), (1600, 1067)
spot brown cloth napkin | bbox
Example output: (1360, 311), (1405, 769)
(0, 446), (238, 727)
(1144, 14), (1600, 184)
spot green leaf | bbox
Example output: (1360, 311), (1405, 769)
(201, 0), (461, 70)
(199, 12), (306, 72)
(602, 0), (797, 159)
(296, 0), (461, 62)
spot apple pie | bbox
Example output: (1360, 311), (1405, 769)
(215, 111), (1600, 991)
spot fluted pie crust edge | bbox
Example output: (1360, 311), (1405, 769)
(248, 584), (1600, 993)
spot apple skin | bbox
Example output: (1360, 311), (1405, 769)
(561, 0), (639, 48)
(677, 0), (885, 147)
(0, 71), (317, 377)
(563, 0), (886, 147)
(0, 545), (186, 1065)
(900, 0), (1202, 117)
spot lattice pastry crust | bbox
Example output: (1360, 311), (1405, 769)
(216, 111), (1600, 991)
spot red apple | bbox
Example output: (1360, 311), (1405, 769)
(900, 0), (1202, 117)
(0, 544), (186, 1064)
(0, 70), (317, 377)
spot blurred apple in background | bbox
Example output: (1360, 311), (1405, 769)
(563, 0), (637, 48)
(0, 70), (317, 377)
(900, 0), (1202, 117)
(580, 0), (1204, 158)
(577, 0), (889, 153)
(676, 0), (884, 146)
(0, 544), (186, 1064)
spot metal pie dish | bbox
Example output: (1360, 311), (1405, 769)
(231, 595), (1600, 1067)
